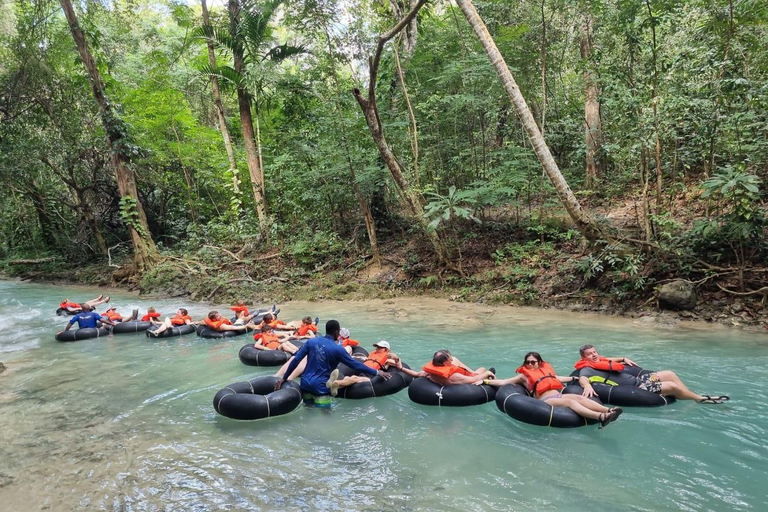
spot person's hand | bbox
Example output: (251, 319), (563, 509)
(377, 370), (392, 380)
(486, 370), (496, 379)
(623, 358), (637, 366)
(274, 378), (285, 391)
(581, 384), (596, 398)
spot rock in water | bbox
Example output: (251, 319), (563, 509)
(658, 280), (698, 310)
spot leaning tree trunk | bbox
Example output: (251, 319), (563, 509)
(228, 0), (267, 233)
(580, 13), (603, 189)
(455, 0), (605, 243)
(352, 0), (452, 266)
(59, 0), (159, 273)
(201, 0), (240, 199)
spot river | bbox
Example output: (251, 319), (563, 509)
(0, 279), (766, 511)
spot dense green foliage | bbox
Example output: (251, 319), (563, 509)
(0, 0), (765, 300)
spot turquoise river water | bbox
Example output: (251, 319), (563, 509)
(0, 279), (766, 511)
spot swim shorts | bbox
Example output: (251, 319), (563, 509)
(302, 393), (332, 408)
(635, 372), (663, 394)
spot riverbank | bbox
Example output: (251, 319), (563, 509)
(4, 243), (766, 333)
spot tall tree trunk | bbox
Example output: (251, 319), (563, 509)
(352, 0), (452, 266)
(455, 0), (605, 242)
(645, 0), (662, 206)
(580, 13), (603, 189)
(201, 0), (240, 199)
(323, 24), (381, 265)
(229, 0), (267, 232)
(393, 43), (420, 187)
(59, 0), (158, 273)
(539, 0), (547, 135)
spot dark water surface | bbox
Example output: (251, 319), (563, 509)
(0, 280), (766, 511)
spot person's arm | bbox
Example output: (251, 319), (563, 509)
(397, 365), (426, 378)
(578, 371), (596, 397)
(446, 370), (494, 385)
(557, 375), (579, 384)
(485, 374), (526, 387)
(64, 316), (77, 331)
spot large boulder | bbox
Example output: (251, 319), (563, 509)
(657, 280), (698, 311)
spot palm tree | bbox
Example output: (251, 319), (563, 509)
(197, 0), (304, 233)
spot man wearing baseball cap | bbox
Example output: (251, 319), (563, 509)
(326, 340), (401, 396)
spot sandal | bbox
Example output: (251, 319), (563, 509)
(698, 395), (730, 404)
(598, 408), (623, 429)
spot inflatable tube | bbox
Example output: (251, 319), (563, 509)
(56, 308), (78, 316)
(111, 321), (152, 334)
(213, 376), (302, 420)
(145, 324), (196, 338)
(238, 339), (305, 366)
(568, 367), (676, 407)
(408, 376), (496, 406)
(337, 367), (413, 400)
(495, 384), (599, 428)
(196, 324), (252, 339)
(56, 327), (109, 342)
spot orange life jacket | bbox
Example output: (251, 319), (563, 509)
(171, 314), (192, 326)
(230, 305), (249, 316)
(365, 350), (390, 370)
(342, 338), (360, 347)
(260, 332), (281, 350)
(141, 312), (161, 321)
(574, 357), (625, 372)
(296, 323), (318, 336)
(61, 301), (81, 309)
(102, 311), (123, 322)
(259, 319), (285, 329)
(204, 317), (232, 330)
(422, 362), (474, 379)
(516, 361), (563, 396)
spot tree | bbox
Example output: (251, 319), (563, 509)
(58, 0), (159, 273)
(352, 0), (453, 266)
(201, 0), (241, 212)
(199, 0), (304, 234)
(454, 0), (606, 243)
(580, 11), (603, 189)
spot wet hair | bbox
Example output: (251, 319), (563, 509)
(523, 351), (543, 365)
(236, 299), (245, 306)
(302, 316), (313, 324)
(579, 344), (595, 357)
(263, 313), (274, 322)
(325, 319), (340, 336)
(148, 307), (156, 313)
(432, 350), (451, 366)
(207, 311), (219, 320)
(178, 308), (188, 316)
(261, 324), (273, 332)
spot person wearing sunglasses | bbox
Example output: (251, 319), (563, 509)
(486, 351), (622, 427)
(399, 349), (496, 385)
(576, 345), (729, 404)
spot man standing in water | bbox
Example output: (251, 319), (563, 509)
(274, 320), (391, 408)
(63, 304), (115, 331)
(576, 344), (729, 404)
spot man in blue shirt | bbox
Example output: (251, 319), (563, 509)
(275, 320), (391, 408)
(64, 304), (114, 331)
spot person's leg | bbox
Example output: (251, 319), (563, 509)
(151, 318), (172, 335)
(544, 396), (604, 420)
(336, 375), (370, 389)
(656, 370), (697, 393)
(221, 324), (247, 332)
(660, 381), (704, 401)
(562, 394), (612, 414)
(279, 341), (299, 354)
(273, 356), (307, 380)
